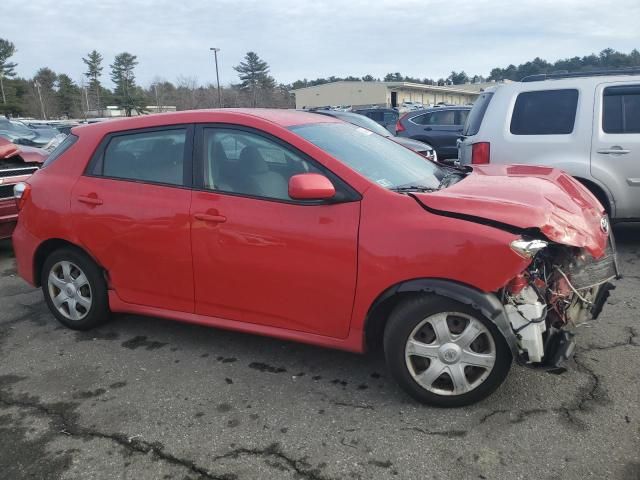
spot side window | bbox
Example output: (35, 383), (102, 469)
(102, 128), (187, 185)
(603, 85), (640, 134)
(456, 110), (469, 126)
(202, 128), (323, 201)
(410, 113), (429, 125)
(383, 112), (398, 125)
(366, 111), (384, 122)
(427, 110), (456, 125)
(510, 89), (578, 135)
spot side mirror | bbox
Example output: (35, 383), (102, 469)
(289, 173), (336, 200)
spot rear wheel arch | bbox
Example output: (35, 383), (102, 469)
(33, 239), (104, 287)
(363, 278), (518, 359)
(574, 177), (613, 217)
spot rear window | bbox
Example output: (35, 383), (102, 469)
(510, 89), (578, 135)
(42, 134), (78, 168)
(603, 85), (640, 134)
(100, 128), (187, 186)
(463, 92), (493, 136)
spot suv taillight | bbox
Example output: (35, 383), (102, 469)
(471, 142), (490, 164)
(14, 182), (31, 211)
(396, 115), (406, 133)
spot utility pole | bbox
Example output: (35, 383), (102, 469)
(0, 74), (6, 104)
(210, 47), (223, 108)
(34, 80), (46, 120)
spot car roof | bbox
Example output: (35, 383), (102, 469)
(71, 109), (339, 136)
(404, 106), (470, 116)
(353, 108), (397, 113)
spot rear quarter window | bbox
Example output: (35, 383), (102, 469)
(603, 85), (640, 134)
(42, 134), (78, 168)
(510, 89), (579, 135)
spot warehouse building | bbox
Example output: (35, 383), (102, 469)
(292, 81), (483, 109)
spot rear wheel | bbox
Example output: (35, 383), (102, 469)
(384, 295), (512, 407)
(41, 248), (110, 330)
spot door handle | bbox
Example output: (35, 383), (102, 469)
(597, 147), (630, 155)
(194, 213), (227, 223)
(424, 127), (433, 131)
(77, 195), (103, 206)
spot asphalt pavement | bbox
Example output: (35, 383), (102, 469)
(0, 226), (639, 480)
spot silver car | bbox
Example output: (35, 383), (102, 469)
(458, 70), (640, 222)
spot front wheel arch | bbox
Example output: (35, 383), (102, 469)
(363, 278), (519, 359)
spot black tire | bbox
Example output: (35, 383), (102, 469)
(41, 247), (110, 330)
(383, 295), (512, 407)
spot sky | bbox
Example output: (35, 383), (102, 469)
(5, 0), (640, 88)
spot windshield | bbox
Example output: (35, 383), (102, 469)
(291, 122), (444, 190)
(333, 112), (392, 137)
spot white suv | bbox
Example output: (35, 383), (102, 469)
(458, 70), (640, 222)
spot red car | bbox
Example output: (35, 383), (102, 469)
(12, 110), (618, 406)
(0, 136), (47, 239)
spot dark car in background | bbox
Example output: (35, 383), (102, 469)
(310, 109), (437, 161)
(396, 106), (470, 160)
(352, 108), (399, 133)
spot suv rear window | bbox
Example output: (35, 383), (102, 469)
(463, 92), (493, 136)
(603, 85), (640, 134)
(510, 89), (578, 135)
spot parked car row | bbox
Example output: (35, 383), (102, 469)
(11, 108), (617, 407)
(458, 68), (640, 223)
(307, 109), (437, 162)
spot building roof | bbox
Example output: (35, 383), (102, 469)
(292, 80), (481, 96)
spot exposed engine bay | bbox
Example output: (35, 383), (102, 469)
(502, 236), (619, 367)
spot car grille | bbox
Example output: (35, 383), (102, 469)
(0, 184), (15, 200)
(0, 166), (39, 178)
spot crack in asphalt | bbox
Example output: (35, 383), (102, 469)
(584, 327), (639, 351)
(0, 388), (285, 480)
(210, 443), (334, 480)
(401, 426), (468, 438)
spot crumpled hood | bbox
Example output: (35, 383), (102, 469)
(413, 164), (609, 257)
(0, 136), (47, 164)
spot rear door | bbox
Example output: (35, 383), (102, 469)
(71, 125), (195, 312)
(190, 124), (360, 338)
(592, 82), (640, 219)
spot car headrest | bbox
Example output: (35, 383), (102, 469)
(239, 146), (268, 174)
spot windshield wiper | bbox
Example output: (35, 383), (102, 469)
(390, 185), (438, 193)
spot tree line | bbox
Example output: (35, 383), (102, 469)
(0, 40), (292, 119)
(1, 39), (639, 120)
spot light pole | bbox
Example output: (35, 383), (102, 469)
(210, 47), (223, 108)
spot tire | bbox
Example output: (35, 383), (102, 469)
(41, 247), (110, 330)
(384, 295), (512, 407)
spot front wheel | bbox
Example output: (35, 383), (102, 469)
(41, 247), (110, 330)
(384, 296), (512, 407)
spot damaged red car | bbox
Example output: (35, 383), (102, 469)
(0, 136), (47, 239)
(11, 110), (618, 406)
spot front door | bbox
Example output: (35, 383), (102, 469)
(591, 82), (640, 219)
(190, 125), (360, 338)
(71, 125), (195, 312)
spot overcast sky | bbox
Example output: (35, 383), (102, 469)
(5, 0), (640, 88)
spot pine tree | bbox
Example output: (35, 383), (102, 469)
(57, 74), (80, 118)
(110, 52), (145, 116)
(233, 52), (275, 107)
(0, 38), (18, 105)
(82, 50), (103, 112)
